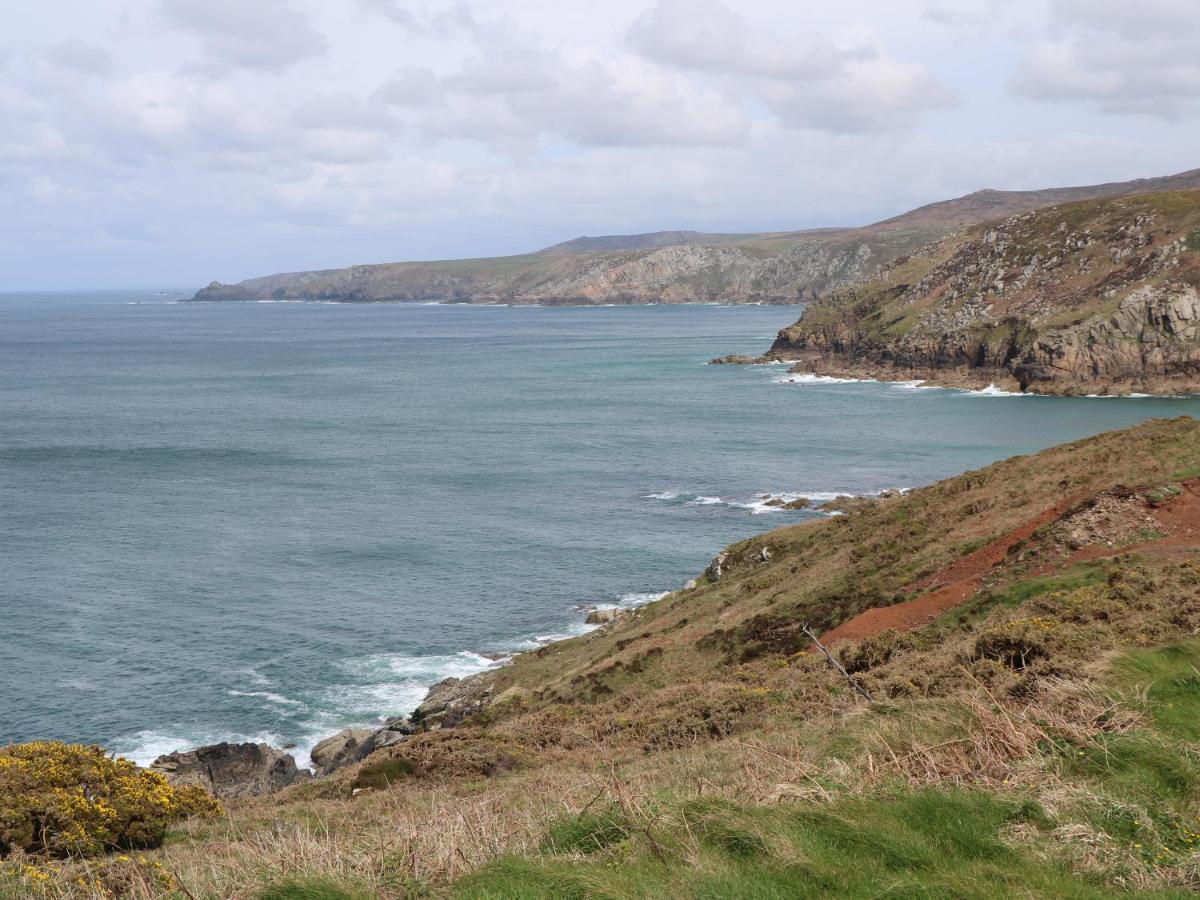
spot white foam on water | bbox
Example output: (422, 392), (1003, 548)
(729, 492), (815, 515)
(890, 380), (937, 392)
(773, 373), (867, 385)
(113, 727), (290, 769)
(687, 495), (723, 506)
(643, 490), (679, 501)
(618, 591), (669, 608)
(114, 591), (678, 773)
(227, 690), (304, 708)
(962, 383), (1027, 396)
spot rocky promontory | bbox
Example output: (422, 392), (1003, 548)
(188, 169), (1200, 308)
(762, 189), (1200, 395)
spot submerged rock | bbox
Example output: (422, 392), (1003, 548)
(151, 742), (309, 798)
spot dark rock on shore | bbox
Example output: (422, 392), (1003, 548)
(151, 742), (309, 798)
(411, 674), (495, 730)
(762, 496), (811, 510)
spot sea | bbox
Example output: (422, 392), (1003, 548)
(2, 290), (1197, 768)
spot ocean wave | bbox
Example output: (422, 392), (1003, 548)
(331, 650), (503, 718)
(112, 727), (291, 769)
(773, 373), (867, 385)
(962, 383), (1027, 396)
(644, 487), (910, 516)
(227, 689), (304, 708)
(112, 595), (675, 773)
(642, 490), (679, 501)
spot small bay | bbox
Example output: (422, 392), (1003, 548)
(2, 292), (1196, 766)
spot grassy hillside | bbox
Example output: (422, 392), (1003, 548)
(766, 190), (1200, 395)
(4, 418), (1200, 898)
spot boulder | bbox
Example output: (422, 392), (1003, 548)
(151, 742), (309, 799)
(585, 607), (620, 625)
(310, 728), (374, 776)
(708, 354), (760, 365)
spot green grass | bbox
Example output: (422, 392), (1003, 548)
(455, 641), (1200, 899)
(936, 563), (1108, 629)
(452, 788), (1166, 898)
(539, 806), (631, 854)
(257, 878), (372, 900)
(351, 756), (416, 790)
(1147, 485), (1183, 506)
(1112, 643), (1200, 741)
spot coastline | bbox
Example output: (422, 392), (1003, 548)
(717, 354), (1200, 398)
(113, 589), (674, 776)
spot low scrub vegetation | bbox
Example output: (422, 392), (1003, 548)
(0, 742), (219, 859)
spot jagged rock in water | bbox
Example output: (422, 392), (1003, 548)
(151, 742), (309, 798)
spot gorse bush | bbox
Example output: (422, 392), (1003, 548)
(0, 742), (220, 858)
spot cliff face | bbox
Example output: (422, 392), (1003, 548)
(189, 168), (1200, 306)
(767, 190), (1200, 395)
(191, 228), (932, 306)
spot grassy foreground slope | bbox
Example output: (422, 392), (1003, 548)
(4, 418), (1200, 898)
(764, 190), (1200, 395)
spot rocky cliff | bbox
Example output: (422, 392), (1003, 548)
(190, 168), (1200, 306)
(764, 189), (1200, 395)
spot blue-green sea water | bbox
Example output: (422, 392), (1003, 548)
(2, 291), (1197, 767)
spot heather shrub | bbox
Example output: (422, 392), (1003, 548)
(0, 741), (220, 858)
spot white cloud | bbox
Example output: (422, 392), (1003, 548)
(2, 0), (1199, 289)
(358, 0), (419, 29)
(376, 67), (442, 107)
(1011, 0), (1200, 117)
(159, 0), (326, 70)
(628, 0), (955, 133)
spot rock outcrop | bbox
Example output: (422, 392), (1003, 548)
(764, 190), (1200, 395)
(410, 674), (496, 731)
(151, 742), (309, 799)
(585, 607), (621, 625)
(310, 728), (375, 777)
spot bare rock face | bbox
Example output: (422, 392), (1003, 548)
(151, 742), (309, 799)
(410, 674), (495, 730)
(310, 728), (375, 777)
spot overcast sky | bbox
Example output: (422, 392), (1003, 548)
(4, 0), (1199, 289)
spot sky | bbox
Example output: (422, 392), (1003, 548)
(3, 0), (1199, 289)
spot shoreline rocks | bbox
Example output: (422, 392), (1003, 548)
(151, 742), (310, 799)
